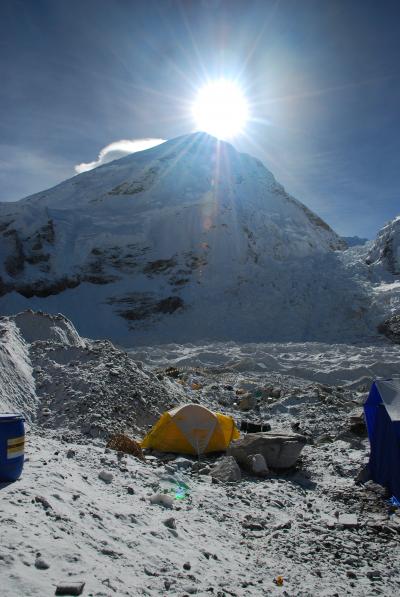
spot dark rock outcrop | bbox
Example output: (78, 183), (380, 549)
(378, 314), (400, 344)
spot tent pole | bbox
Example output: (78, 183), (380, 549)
(196, 437), (201, 477)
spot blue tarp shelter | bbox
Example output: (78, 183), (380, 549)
(364, 379), (400, 500)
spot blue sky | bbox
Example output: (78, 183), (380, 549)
(0, 0), (399, 238)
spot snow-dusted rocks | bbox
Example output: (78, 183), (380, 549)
(228, 432), (307, 470)
(150, 493), (174, 508)
(211, 455), (242, 482)
(0, 309), (183, 433)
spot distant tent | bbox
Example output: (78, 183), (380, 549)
(141, 404), (240, 455)
(364, 379), (400, 500)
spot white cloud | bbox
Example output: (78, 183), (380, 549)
(74, 138), (166, 174)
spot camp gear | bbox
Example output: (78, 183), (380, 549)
(141, 403), (240, 455)
(106, 434), (145, 460)
(364, 379), (400, 500)
(240, 420), (271, 433)
(0, 413), (25, 482)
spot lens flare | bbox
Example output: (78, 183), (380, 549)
(192, 79), (249, 139)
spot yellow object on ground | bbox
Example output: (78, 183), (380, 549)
(141, 403), (240, 455)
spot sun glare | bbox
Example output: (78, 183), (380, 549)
(192, 79), (249, 139)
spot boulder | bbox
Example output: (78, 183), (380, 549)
(211, 456), (241, 482)
(249, 453), (269, 476)
(237, 394), (256, 411)
(348, 410), (367, 436)
(228, 432), (306, 470)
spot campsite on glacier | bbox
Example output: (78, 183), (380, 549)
(1, 1), (400, 595)
(0, 131), (399, 596)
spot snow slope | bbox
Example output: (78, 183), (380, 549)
(0, 132), (398, 344)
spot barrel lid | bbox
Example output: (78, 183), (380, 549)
(0, 413), (24, 422)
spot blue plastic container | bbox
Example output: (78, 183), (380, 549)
(0, 414), (25, 482)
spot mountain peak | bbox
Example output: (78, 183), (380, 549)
(0, 133), (352, 344)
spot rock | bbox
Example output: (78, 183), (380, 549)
(228, 432), (306, 470)
(163, 517), (177, 529)
(183, 561), (191, 570)
(366, 570), (382, 580)
(355, 463), (371, 484)
(249, 454), (269, 476)
(172, 457), (193, 470)
(349, 410), (367, 436)
(34, 495), (52, 510)
(66, 449), (76, 459)
(235, 388), (247, 396)
(182, 586), (197, 595)
(211, 456), (241, 483)
(150, 493), (174, 508)
(191, 461), (210, 475)
(35, 557), (50, 570)
(237, 394), (256, 411)
(337, 513), (359, 529)
(98, 470), (113, 484)
(271, 388), (281, 399)
(55, 581), (85, 596)
(364, 480), (387, 497)
(127, 486), (135, 495)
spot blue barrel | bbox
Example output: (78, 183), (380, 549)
(0, 414), (25, 482)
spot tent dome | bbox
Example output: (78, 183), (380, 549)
(141, 403), (240, 455)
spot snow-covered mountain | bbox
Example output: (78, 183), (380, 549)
(0, 132), (398, 344)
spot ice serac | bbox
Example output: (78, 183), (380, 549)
(366, 216), (400, 275)
(0, 132), (392, 345)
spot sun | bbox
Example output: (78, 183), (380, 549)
(192, 79), (249, 139)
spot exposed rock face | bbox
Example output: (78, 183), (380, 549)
(211, 456), (242, 482)
(228, 432), (307, 470)
(377, 314), (400, 344)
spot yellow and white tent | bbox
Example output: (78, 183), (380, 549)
(141, 403), (240, 455)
